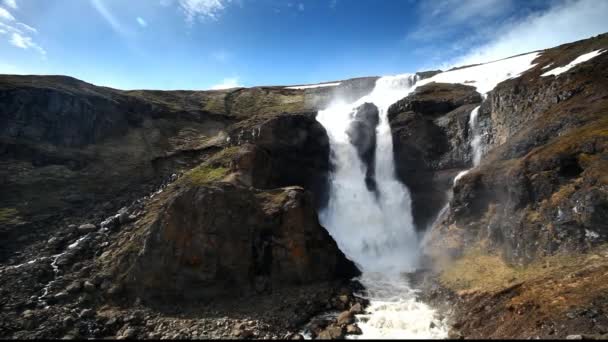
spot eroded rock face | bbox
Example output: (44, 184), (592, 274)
(388, 82), (482, 230)
(228, 113), (331, 208)
(426, 35), (608, 263)
(122, 183), (359, 300)
(346, 103), (380, 193)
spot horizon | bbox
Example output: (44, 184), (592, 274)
(1, 0), (608, 90)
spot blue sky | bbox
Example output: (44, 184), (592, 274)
(0, 0), (607, 90)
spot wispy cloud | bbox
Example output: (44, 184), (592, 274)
(9, 32), (46, 55)
(409, 0), (514, 41)
(2, 0), (17, 10)
(298, 3), (304, 11)
(166, 0), (232, 23)
(329, 0), (338, 9)
(449, 0), (608, 67)
(210, 77), (241, 90)
(0, 7), (15, 21)
(0, 5), (45, 57)
(136, 16), (147, 27)
(16, 22), (36, 33)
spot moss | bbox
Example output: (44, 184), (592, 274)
(184, 165), (229, 185)
(440, 244), (608, 296)
(0, 208), (23, 225)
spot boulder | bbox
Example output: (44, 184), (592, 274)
(77, 224), (97, 233)
(118, 183), (359, 300)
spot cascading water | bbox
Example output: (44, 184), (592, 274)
(316, 75), (448, 339)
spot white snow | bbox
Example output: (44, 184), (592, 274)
(541, 49), (605, 77)
(285, 82), (341, 89)
(416, 52), (540, 95)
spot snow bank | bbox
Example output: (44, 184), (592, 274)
(416, 52), (540, 94)
(285, 82), (341, 89)
(541, 49), (605, 77)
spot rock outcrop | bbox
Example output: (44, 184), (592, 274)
(426, 33), (608, 263)
(388, 82), (482, 230)
(347, 103), (380, 193)
(116, 183), (358, 301)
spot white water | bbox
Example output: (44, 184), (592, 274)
(315, 52), (543, 339)
(316, 74), (448, 339)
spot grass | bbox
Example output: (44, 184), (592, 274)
(184, 165), (229, 185)
(440, 244), (608, 296)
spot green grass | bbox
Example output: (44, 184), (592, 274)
(184, 165), (229, 185)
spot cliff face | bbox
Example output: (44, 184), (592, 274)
(408, 33), (608, 339)
(388, 82), (482, 230)
(424, 33), (608, 263)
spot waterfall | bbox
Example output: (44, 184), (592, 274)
(315, 75), (447, 339)
(454, 104), (483, 184)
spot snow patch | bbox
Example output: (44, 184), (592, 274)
(541, 49), (605, 77)
(416, 52), (540, 95)
(286, 82), (341, 89)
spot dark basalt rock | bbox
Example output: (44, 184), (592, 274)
(227, 112), (331, 208)
(388, 83), (482, 230)
(426, 34), (608, 263)
(121, 183), (359, 300)
(346, 103), (380, 193)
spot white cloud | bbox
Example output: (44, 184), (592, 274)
(9, 32), (46, 55)
(298, 3), (304, 11)
(0, 28), (6, 34)
(136, 16), (147, 27)
(3, 0), (17, 10)
(0, 7), (15, 21)
(329, 0), (337, 9)
(210, 77), (241, 90)
(410, 0), (512, 40)
(16, 22), (36, 33)
(175, 0), (231, 23)
(450, 0), (608, 67)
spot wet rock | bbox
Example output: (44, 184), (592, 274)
(346, 324), (362, 335)
(317, 325), (345, 339)
(346, 102), (380, 193)
(350, 302), (363, 314)
(337, 310), (355, 326)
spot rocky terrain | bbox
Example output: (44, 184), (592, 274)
(1, 32), (608, 339)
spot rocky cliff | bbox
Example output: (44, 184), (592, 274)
(410, 33), (608, 339)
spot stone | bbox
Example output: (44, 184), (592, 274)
(83, 281), (96, 292)
(317, 325), (345, 340)
(346, 324), (362, 335)
(79, 309), (95, 319)
(566, 335), (583, 340)
(350, 302), (363, 314)
(54, 292), (69, 302)
(77, 224), (97, 233)
(337, 310), (354, 326)
(66, 282), (82, 294)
